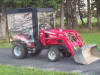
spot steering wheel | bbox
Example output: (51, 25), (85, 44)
(39, 24), (52, 30)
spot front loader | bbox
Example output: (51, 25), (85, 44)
(6, 7), (100, 65)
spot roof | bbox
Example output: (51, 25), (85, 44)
(7, 7), (54, 14)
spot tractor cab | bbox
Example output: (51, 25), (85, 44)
(7, 7), (55, 48)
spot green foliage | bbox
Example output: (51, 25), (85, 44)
(56, 17), (98, 28)
(47, 0), (64, 9)
(78, 17), (97, 26)
(3, 0), (11, 3)
(48, 0), (58, 9)
(0, 65), (82, 75)
(0, 0), (64, 9)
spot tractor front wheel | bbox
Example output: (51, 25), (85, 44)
(47, 46), (60, 62)
(12, 43), (28, 59)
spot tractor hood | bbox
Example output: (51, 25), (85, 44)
(44, 29), (66, 34)
(44, 29), (75, 35)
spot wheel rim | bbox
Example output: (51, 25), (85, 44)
(48, 50), (56, 61)
(14, 46), (22, 57)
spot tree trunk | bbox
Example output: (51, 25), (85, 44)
(71, 16), (78, 29)
(1, 5), (7, 39)
(97, 9), (100, 28)
(87, 0), (92, 30)
(95, 0), (100, 29)
(71, 0), (78, 28)
(78, 0), (85, 25)
(60, 4), (64, 29)
(65, 0), (72, 29)
(79, 8), (85, 25)
(65, 0), (78, 29)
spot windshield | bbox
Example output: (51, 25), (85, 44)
(38, 12), (55, 30)
(22, 28), (33, 35)
(7, 12), (33, 35)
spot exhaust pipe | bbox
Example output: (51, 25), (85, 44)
(74, 44), (100, 65)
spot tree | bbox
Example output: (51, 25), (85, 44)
(95, 0), (100, 29)
(60, 3), (64, 29)
(0, 0), (8, 39)
(65, 0), (78, 29)
(87, 0), (92, 30)
(65, 0), (71, 27)
(77, 0), (85, 25)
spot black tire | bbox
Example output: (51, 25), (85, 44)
(12, 43), (28, 59)
(47, 46), (60, 62)
(57, 45), (72, 57)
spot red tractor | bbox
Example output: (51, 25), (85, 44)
(7, 7), (100, 65)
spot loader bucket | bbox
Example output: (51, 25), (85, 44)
(74, 44), (100, 65)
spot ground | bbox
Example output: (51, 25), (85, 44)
(0, 48), (100, 75)
(0, 33), (100, 75)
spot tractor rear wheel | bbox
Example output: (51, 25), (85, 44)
(12, 43), (28, 59)
(47, 46), (60, 61)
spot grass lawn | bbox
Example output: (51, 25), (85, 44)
(78, 17), (97, 25)
(0, 40), (12, 48)
(56, 17), (97, 27)
(0, 65), (82, 75)
(80, 33), (100, 50)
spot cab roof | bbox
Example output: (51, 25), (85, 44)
(7, 7), (54, 14)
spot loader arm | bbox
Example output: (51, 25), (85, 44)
(61, 30), (85, 56)
(40, 29), (85, 56)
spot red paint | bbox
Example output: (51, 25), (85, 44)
(12, 34), (35, 48)
(40, 29), (85, 56)
(12, 28), (85, 56)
